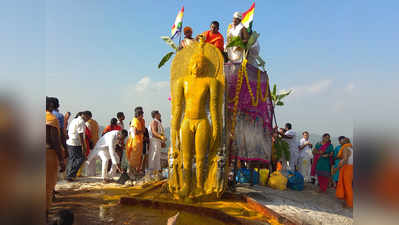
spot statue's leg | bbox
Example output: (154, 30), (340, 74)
(194, 119), (211, 194)
(180, 118), (194, 197)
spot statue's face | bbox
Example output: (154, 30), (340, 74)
(190, 54), (206, 77)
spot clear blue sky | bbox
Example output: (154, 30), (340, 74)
(3, 0), (398, 138)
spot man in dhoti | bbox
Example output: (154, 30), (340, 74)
(86, 129), (128, 182)
(279, 123), (299, 171)
(148, 110), (166, 179)
(298, 131), (313, 182)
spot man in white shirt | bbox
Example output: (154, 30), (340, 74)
(86, 129), (128, 182)
(65, 111), (90, 181)
(116, 112), (125, 130)
(225, 12), (249, 63)
(298, 131), (313, 182)
(280, 123), (299, 171)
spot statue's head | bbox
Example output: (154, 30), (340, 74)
(190, 52), (206, 77)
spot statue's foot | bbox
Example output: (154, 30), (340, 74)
(183, 197), (194, 204)
(173, 193), (182, 201)
(179, 185), (190, 198)
(160, 183), (169, 193)
(195, 187), (205, 196)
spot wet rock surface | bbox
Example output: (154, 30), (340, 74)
(48, 177), (169, 225)
(236, 183), (353, 225)
(49, 176), (352, 225)
(49, 177), (268, 225)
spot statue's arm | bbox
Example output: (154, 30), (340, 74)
(171, 79), (184, 151)
(210, 79), (220, 146)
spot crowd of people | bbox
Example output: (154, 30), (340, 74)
(43, 10), (356, 225)
(45, 97), (167, 219)
(45, 12), (252, 220)
(273, 122), (353, 208)
(179, 12), (259, 64)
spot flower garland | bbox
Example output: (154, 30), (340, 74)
(259, 75), (269, 102)
(229, 60), (270, 139)
(229, 59), (245, 139)
(243, 59), (259, 106)
(229, 64), (269, 106)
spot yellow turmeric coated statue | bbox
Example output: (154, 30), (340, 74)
(169, 38), (225, 201)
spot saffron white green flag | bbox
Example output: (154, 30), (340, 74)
(171, 6), (184, 39)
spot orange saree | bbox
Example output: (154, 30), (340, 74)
(46, 111), (60, 210)
(336, 143), (353, 208)
(126, 117), (145, 171)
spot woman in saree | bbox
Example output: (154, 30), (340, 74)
(312, 133), (334, 193)
(126, 107), (145, 176)
(334, 138), (353, 208)
(332, 136), (346, 187)
(46, 97), (65, 214)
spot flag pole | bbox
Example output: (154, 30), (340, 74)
(178, 21), (183, 50)
(177, 5), (184, 50)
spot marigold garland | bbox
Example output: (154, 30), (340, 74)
(229, 60), (245, 139)
(260, 77), (269, 102)
(229, 61), (271, 140)
(229, 63), (269, 106)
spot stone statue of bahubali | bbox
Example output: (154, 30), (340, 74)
(168, 37), (226, 201)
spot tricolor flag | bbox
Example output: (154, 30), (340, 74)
(242, 2), (255, 33)
(171, 6), (184, 39)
